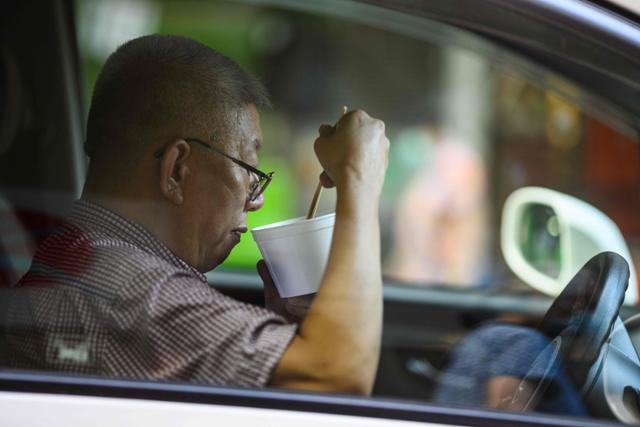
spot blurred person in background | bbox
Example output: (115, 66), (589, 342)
(385, 127), (489, 288)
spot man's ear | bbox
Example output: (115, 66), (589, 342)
(159, 140), (191, 205)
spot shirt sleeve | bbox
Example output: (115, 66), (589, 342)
(117, 271), (297, 387)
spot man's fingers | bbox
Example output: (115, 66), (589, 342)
(258, 260), (300, 321)
(257, 260), (273, 283)
(315, 125), (335, 189)
(319, 171), (335, 188)
(257, 260), (277, 294)
(318, 124), (334, 137)
(258, 260), (283, 311)
(257, 259), (267, 276)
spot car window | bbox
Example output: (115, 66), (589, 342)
(2, 0), (640, 425)
(79, 0), (640, 291)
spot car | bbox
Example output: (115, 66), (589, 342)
(1, 0), (640, 425)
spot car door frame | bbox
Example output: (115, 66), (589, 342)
(2, 0), (640, 425)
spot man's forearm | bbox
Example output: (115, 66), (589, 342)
(297, 183), (383, 393)
(270, 110), (388, 394)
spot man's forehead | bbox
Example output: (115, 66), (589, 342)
(235, 105), (263, 152)
(208, 106), (261, 151)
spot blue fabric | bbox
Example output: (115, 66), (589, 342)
(433, 322), (586, 415)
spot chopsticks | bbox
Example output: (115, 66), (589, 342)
(306, 106), (348, 219)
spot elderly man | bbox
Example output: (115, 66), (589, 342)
(2, 35), (389, 394)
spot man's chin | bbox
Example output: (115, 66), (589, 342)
(200, 240), (237, 273)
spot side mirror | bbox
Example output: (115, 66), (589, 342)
(501, 187), (637, 305)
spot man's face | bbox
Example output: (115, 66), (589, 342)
(183, 104), (265, 272)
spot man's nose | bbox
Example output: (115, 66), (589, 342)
(246, 193), (264, 212)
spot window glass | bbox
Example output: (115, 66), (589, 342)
(78, 0), (640, 290)
(2, 0), (638, 424)
(78, 0), (640, 399)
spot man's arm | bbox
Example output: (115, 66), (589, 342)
(269, 110), (389, 394)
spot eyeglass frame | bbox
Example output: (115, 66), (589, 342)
(153, 138), (274, 202)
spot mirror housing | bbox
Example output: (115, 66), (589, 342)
(501, 187), (637, 306)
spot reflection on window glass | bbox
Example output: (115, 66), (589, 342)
(0, 0), (632, 424)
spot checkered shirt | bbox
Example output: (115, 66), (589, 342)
(1, 200), (297, 387)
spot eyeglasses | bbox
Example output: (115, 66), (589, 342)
(154, 138), (274, 202)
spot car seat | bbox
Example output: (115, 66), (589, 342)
(0, 47), (35, 287)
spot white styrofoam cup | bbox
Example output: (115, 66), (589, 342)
(251, 213), (335, 297)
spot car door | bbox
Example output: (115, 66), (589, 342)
(2, 0), (640, 426)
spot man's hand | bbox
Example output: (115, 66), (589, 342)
(314, 110), (389, 195)
(257, 260), (312, 323)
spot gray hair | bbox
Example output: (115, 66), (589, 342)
(85, 34), (270, 167)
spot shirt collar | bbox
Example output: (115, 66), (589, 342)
(68, 199), (208, 283)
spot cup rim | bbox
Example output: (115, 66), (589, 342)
(251, 212), (335, 240)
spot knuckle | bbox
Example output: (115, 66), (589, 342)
(319, 124), (332, 136)
(352, 110), (367, 121)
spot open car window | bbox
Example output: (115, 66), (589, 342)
(2, 0), (640, 425)
(75, 0), (640, 418)
(78, 0), (640, 291)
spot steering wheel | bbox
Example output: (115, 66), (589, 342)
(510, 251), (629, 411)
